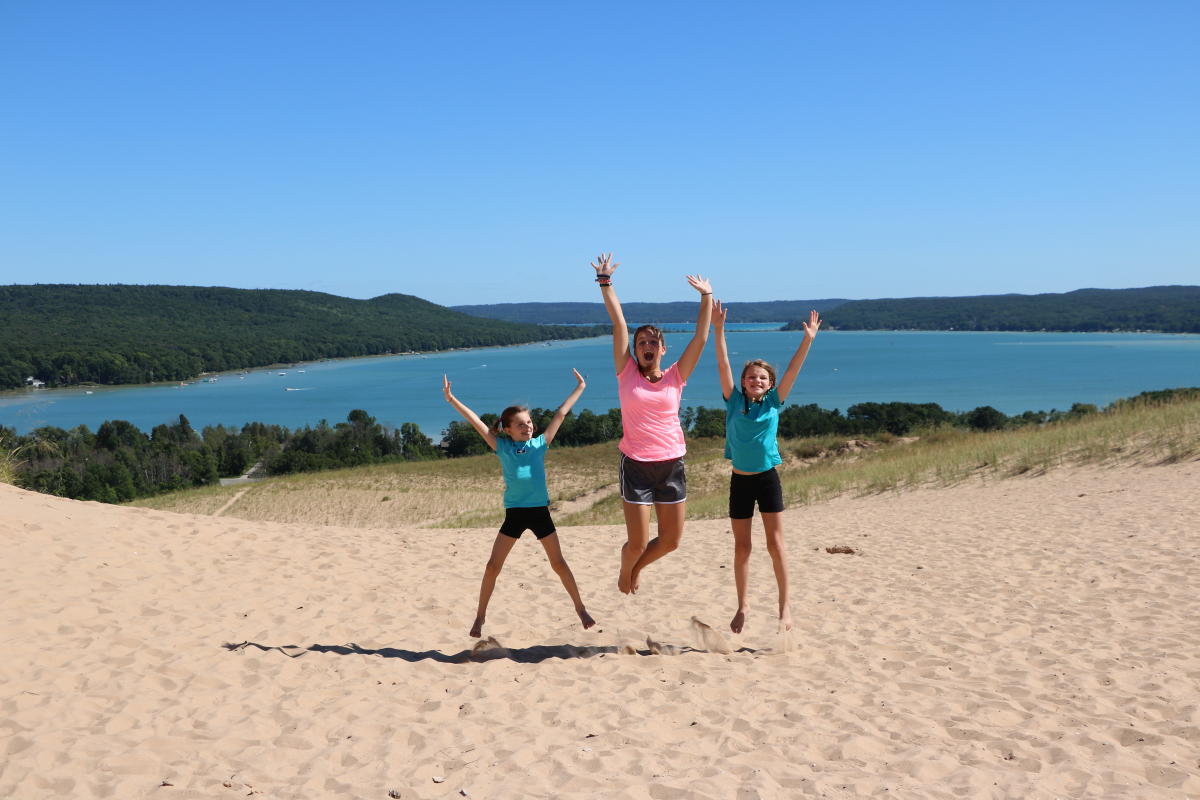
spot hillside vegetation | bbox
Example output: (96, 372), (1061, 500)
(127, 391), (1200, 529)
(799, 285), (1200, 333)
(0, 284), (605, 389)
(451, 299), (849, 324)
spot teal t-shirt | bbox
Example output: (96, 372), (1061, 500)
(496, 433), (550, 508)
(724, 388), (783, 473)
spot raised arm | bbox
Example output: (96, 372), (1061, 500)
(443, 374), (497, 451)
(543, 368), (586, 445)
(775, 310), (821, 403)
(713, 299), (735, 400)
(674, 274), (713, 381)
(592, 252), (630, 374)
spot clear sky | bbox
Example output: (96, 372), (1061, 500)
(2, 1), (1196, 305)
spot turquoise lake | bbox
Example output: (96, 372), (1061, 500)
(3, 329), (1198, 439)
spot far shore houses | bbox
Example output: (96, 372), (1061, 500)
(26, 376), (45, 388)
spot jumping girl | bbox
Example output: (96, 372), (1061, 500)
(713, 301), (820, 634)
(591, 252), (713, 594)
(443, 369), (596, 638)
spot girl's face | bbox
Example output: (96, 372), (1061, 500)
(634, 332), (666, 370)
(742, 366), (772, 400)
(505, 411), (535, 442)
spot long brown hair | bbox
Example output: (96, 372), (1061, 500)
(490, 405), (533, 437)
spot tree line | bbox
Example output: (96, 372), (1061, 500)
(789, 286), (1200, 333)
(5, 388), (1194, 505)
(450, 299), (849, 324)
(0, 285), (607, 390)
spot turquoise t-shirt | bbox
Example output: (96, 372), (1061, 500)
(496, 433), (550, 508)
(724, 388), (783, 473)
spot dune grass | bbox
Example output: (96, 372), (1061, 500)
(0, 433), (26, 486)
(130, 396), (1200, 528)
(129, 440), (629, 529)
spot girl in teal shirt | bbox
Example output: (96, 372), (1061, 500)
(443, 369), (595, 639)
(713, 302), (820, 635)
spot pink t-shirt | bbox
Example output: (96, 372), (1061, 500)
(617, 358), (687, 461)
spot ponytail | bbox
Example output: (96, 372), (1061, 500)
(492, 405), (533, 437)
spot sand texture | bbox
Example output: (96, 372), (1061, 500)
(2, 462), (1199, 799)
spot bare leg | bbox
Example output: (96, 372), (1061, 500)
(761, 512), (792, 631)
(730, 517), (753, 633)
(629, 501), (686, 591)
(471, 533), (518, 638)
(539, 533), (595, 629)
(619, 502), (651, 594)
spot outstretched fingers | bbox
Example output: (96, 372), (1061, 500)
(686, 274), (712, 294)
(713, 299), (728, 327)
(572, 367), (585, 385)
(803, 309), (822, 338)
(591, 252), (620, 275)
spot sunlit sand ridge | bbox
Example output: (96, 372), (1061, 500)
(2, 461), (1199, 798)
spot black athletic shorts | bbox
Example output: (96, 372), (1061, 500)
(499, 506), (557, 539)
(619, 455), (687, 505)
(729, 468), (784, 519)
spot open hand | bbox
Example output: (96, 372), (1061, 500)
(591, 252), (620, 277)
(442, 374), (454, 402)
(712, 299), (728, 330)
(801, 310), (821, 340)
(686, 274), (712, 295)
(572, 367), (586, 387)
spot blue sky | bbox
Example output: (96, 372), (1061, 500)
(1, 1), (1196, 305)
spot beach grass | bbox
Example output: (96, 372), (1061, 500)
(0, 432), (25, 486)
(130, 396), (1200, 527)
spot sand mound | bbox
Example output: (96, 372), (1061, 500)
(3, 462), (1199, 798)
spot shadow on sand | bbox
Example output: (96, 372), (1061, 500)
(223, 637), (757, 664)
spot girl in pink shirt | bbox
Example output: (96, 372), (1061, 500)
(592, 253), (713, 594)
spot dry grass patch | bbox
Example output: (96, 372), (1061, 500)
(132, 440), (633, 529)
(130, 396), (1200, 528)
(131, 483), (244, 516)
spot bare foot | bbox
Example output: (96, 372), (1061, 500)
(617, 571), (632, 594)
(469, 616), (484, 638)
(629, 566), (641, 594)
(579, 609), (596, 630)
(778, 610), (793, 632)
(730, 609), (747, 634)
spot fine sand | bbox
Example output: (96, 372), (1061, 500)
(2, 462), (1199, 799)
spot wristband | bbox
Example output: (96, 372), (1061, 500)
(596, 276), (613, 285)
(700, 292), (712, 296)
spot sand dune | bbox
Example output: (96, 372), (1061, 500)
(2, 462), (1199, 798)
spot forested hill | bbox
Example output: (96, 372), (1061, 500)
(451, 298), (849, 324)
(0, 285), (606, 390)
(786, 286), (1200, 333)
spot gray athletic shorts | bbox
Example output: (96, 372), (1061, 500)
(619, 454), (687, 505)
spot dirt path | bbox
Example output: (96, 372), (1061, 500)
(213, 487), (250, 517)
(553, 482), (619, 516)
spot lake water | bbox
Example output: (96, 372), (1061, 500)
(3, 329), (1199, 438)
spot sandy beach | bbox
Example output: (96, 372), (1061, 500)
(2, 462), (1199, 799)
